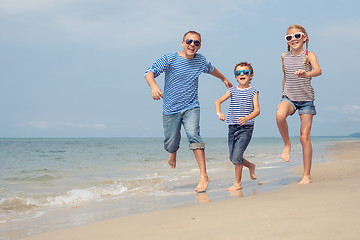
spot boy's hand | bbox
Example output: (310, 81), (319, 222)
(238, 117), (248, 126)
(217, 113), (226, 121)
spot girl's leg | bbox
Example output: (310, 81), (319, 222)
(228, 164), (243, 191)
(243, 158), (256, 180)
(276, 101), (295, 162)
(299, 114), (313, 184)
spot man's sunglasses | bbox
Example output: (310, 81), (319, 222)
(285, 32), (305, 42)
(234, 70), (252, 76)
(185, 39), (201, 47)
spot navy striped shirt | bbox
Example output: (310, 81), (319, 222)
(226, 86), (258, 125)
(145, 52), (214, 114)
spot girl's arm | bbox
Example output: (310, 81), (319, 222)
(215, 90), (231, 121)
(294, 51), (322, 78)
(238, 92), (260, 126)
(307, 51), (322, 77)
(281, 53), (286, 93)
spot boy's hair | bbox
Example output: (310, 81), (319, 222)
(183, 31), (201, 42)
(234, 62), (254, 75)
(287, 24), (309, 64)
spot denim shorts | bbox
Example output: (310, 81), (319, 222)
(281, 97), (316, 115)
(163, 107), (204, 153)
(228, 124), (254, 165)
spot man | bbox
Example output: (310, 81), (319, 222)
(145, 31), (232, 192)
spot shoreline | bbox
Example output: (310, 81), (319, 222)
(22, 140), (360, 240)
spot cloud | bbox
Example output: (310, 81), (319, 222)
(326, 104), (360, 122)
(0, 0), (256, 49)
(20, 121), (106, 129)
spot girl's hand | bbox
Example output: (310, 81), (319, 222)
(238, 117), (248, 126)
(217, 113), (226, 121)
(294, 69), (309, 78)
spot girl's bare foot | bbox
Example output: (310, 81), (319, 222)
(249, 163), (257, 180)
(227, 182), (242, 191)
(195, 175), (209, 192)
(281, 145), (291, 162)
(298, 176), (312, 184)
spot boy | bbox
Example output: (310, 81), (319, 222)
(215, 62), (259, 191)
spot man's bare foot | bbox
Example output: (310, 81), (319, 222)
(168, 153), (176, 168)
(195, 175), (209, 192)
(249, 163), (257, 180)
(227, 182), (242, 191)
(298, 176), (312, 184)
(281, 145), (291, 162)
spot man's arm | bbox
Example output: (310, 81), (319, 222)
(210, 68), (233, 88)
(145, 71), (163, 100)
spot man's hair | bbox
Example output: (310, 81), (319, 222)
(183, 31), (201, 42)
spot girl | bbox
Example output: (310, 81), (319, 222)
(276, 24), (322, 184)
(215, 62), (260, 191)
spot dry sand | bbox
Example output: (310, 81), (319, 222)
(23, 140), (360, 240)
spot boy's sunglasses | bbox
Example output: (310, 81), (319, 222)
(185, 39), (201, 47)
(234, 70), (252, 76)
(285, 32), (304, 42)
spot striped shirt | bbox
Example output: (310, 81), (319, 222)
(283, 50), (314, 101)
(226, 86), (258, 125)
(145, 52), (214, 114)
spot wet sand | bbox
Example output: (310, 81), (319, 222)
(22, 140), (360, 240)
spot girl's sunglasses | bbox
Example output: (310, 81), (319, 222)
(185, 39), (201, 47)
(285, 32), (304, 42)
(234, 70), (252, 76)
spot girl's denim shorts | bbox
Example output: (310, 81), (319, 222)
(281, 97), (316, 115)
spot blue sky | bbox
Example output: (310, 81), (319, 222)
(1, 0), (359, 138)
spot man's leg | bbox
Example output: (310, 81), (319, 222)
(192, 149), (209, 192)
(183, 108), (209, 192)
(163, 113), (182, 168)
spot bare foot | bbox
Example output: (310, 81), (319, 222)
(298, 176), (312, 184)
(195, 175), (209, 192)
(281, 145), (291, 162)
(249, 163), (257, 180)
(227, 182), (242, 191)
(168, 153), (176, 169)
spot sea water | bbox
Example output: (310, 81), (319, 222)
(0, 137), (353, 239)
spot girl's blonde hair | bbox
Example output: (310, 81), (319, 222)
(287, 24), (309, 65)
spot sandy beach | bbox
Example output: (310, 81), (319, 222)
(22, 140), (360, 240)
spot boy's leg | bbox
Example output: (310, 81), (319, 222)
(299, 114), (313, 184)
(228, 164), (243, 191)
(243, 158), (256, 180)
(182, 108), (209, 192)
(276, 101), (296, 162)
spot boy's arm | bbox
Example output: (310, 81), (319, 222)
(210, 68), (233, 89)
(145, 71), (163, 100)
(238, 92), (260, 126)
(215, 90), (231, 121)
